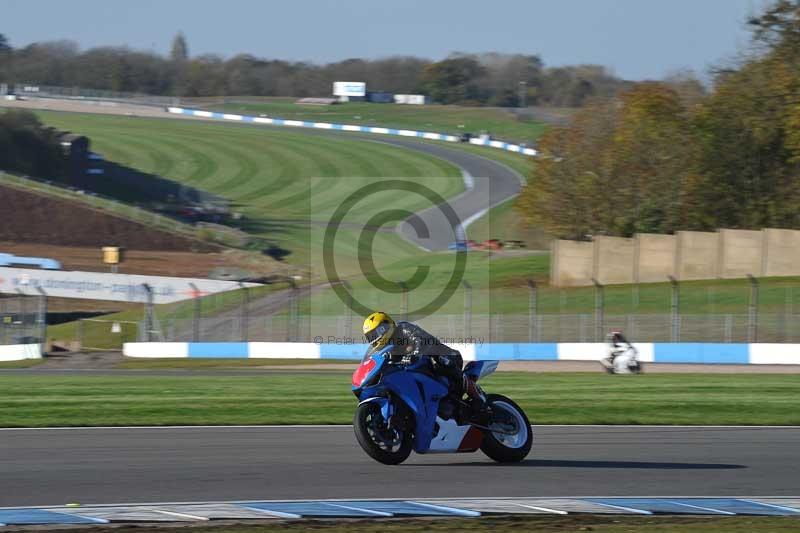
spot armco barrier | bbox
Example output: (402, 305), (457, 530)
(166, 107), (539, 157)
(123, 342), (799, 364)
(0, 343), (42, 362)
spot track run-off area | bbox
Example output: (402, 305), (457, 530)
(1, 425), (798, 507)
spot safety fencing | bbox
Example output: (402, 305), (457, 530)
(166, 107), (539, 156)
(12, 83), (175, 106)
(122, 341), (800, 365)
(0, 294), (46, 345)
(135, 274), (800, 345)
(138, 312), (800, 344)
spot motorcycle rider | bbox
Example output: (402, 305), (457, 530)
(362, 311), (488, 419)
(602, 330), (638, 372)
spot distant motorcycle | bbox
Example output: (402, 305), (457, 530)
(351, 345), (532, 465)
(601, 330), (642, 374)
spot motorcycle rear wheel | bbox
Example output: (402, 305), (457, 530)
(353, 401), (413, 465)
(480, 394), (533, 463)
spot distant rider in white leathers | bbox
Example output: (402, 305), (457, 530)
(602, 330), (640, 374)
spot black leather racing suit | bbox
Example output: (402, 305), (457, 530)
(382, 321), (465, 397)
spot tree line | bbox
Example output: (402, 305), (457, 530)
(0, 32), (628, 107)
(516, 1), (800, 238)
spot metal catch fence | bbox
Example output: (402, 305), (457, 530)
(139, 312), (800, 344)
(0, 294), (46, 345)
(131, 273), (800, 344)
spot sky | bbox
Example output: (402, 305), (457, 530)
(3, 0), (767, 80)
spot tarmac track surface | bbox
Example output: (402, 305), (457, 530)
(1, 425), (797, 507)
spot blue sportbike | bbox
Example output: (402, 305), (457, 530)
(351, 345), (533, 465)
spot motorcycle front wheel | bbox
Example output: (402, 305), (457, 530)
(480, 394), (533, 463)
(353, 401), (413, 465)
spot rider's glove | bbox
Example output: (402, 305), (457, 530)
(401, 354), (416, 365)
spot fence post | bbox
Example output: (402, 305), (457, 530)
(332, 279), (353, 340)
(786, 286), (793, 342)
(0, 297), (5, 345)
(16, 289), (27, 340)
(142, 284), (154, 342)
(399, 281), (409, 321)
(592, 278), (604, 342)
(77, 319), (85, 350)
(189, 283), (201, 342)
(238, 282), (249, 342)
(288, 279), (299, 342)
(668, 275), (680, 342)
(747, 274), (759, 343)
(35, 286), (47, 349)
(462, 280), (472, 339)
(724, 314), (733, 343)
(527, 279), (537, 342)
(344, 281), (353, 340)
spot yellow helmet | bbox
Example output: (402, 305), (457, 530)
(363, 311), (396, 348)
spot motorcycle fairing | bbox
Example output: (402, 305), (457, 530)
(358, 365), (448, 453)
(464, 360), (499, 381)
(352, 353), (386, 390)
(426, 416), (484, 453)
(358, 396), (393, 422)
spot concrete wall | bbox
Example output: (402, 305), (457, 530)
(762, 229), (800, 277)
(593, 236), (635, 285)
(550, 239), (593, 287)
(635, 233), (676, 283)
(123, 342), (800, 364)
(675, 231), (719, 281)
(718, 229), (763, 279)
(0, 343), (42, 361)
(551, 228), (800, 287)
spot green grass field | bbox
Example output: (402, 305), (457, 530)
(207, 99), (547, 145)
(34, 111), (465, 272)
(32, 111), (541, 285)
(1, 372), (797, 427)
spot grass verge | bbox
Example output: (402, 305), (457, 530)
(0, 359), (44, 369)
(0, 372), (797, 427)
(208, 100), (547, 145)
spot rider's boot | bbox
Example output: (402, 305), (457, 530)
(463, 375), (491, 425)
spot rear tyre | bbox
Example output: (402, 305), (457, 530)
(353, 401), (413, 465)
(480, 394), (533, 463)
